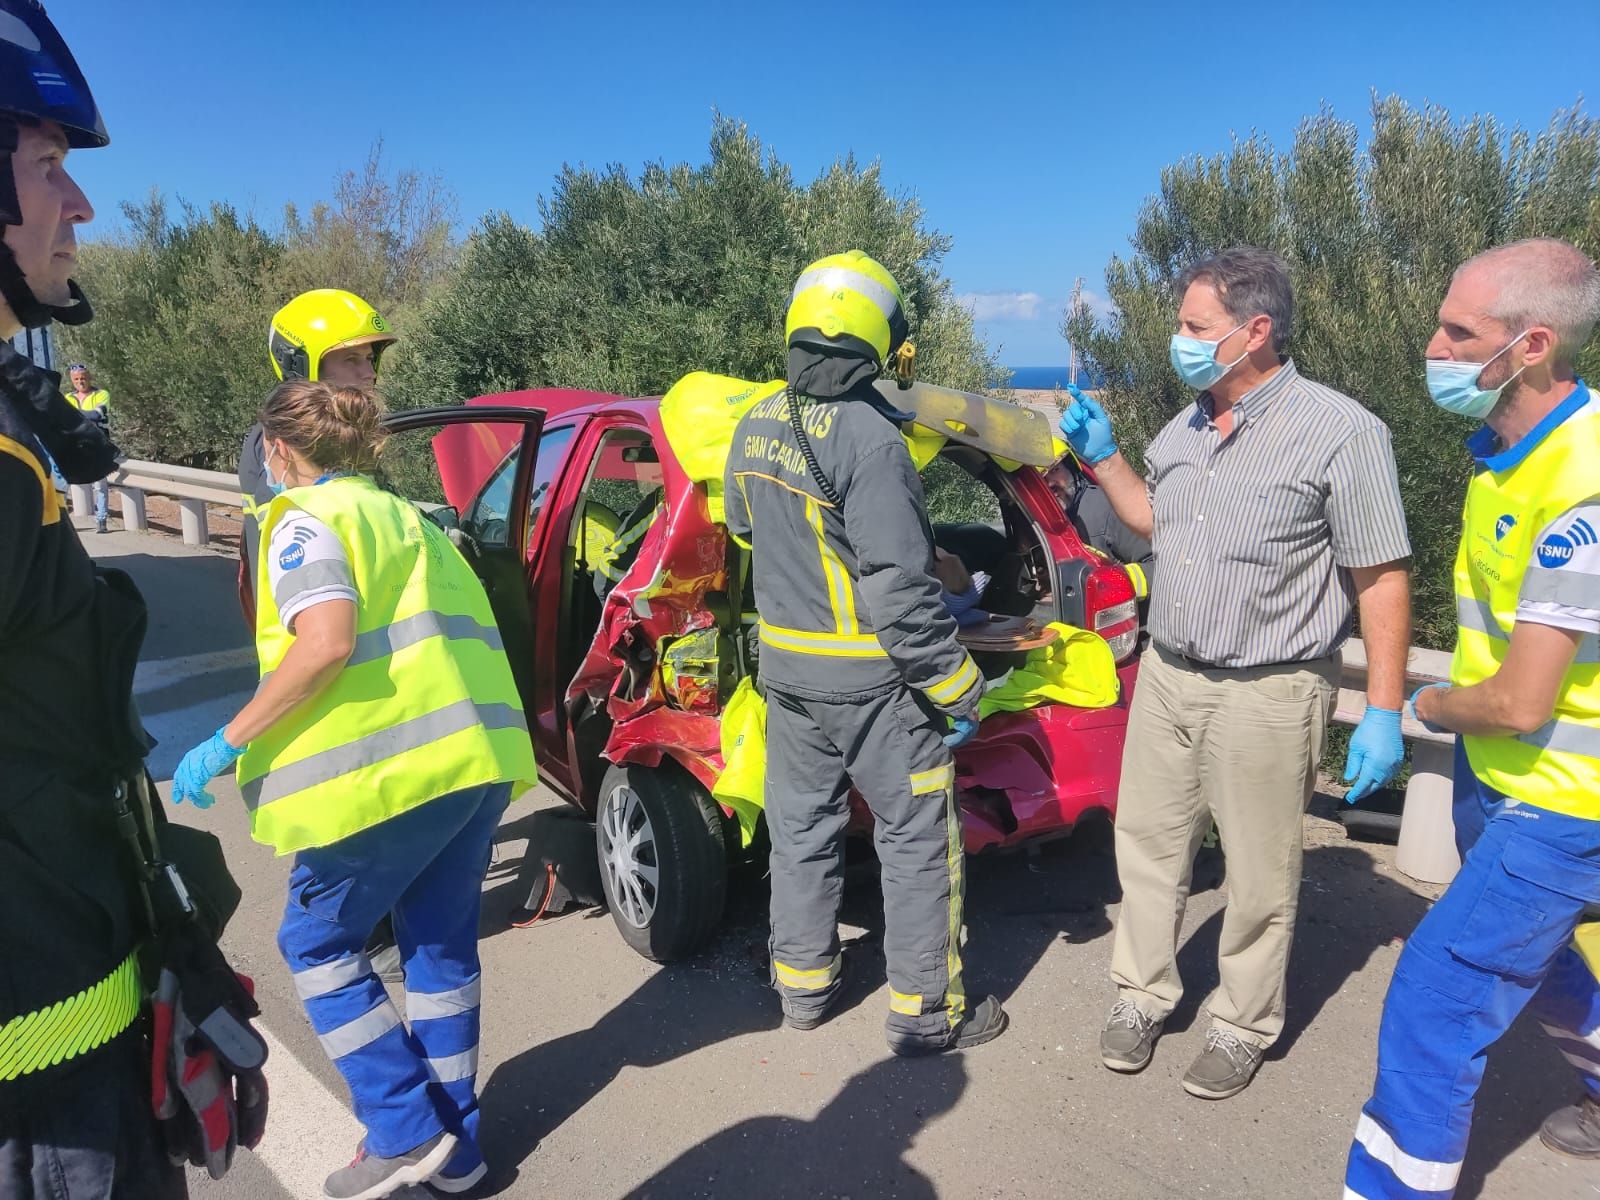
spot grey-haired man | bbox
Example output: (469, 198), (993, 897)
(1059, 246), (1413, 1098)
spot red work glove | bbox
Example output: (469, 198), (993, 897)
(149, 969), (270, 1179)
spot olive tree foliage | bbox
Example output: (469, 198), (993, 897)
(385, 116), (1002, 414)
(58, 146), (458, 467)
(1065, 98), (1600, 648)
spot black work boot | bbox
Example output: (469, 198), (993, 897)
(888, 994), (1008, 1057)
(778, 953), (847, 1031)
(1542, 1095), (1600, 1158)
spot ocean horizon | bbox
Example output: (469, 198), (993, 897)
(1003, 365), (1099, 390)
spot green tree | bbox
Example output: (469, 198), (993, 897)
(60, 147), (459, 467)
(1066, 98), (1600, 648)
(386, 116), (1001, 414)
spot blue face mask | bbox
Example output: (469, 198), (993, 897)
(1424, 331), (1529, 419)
(263, 445), (287, 496)
(1169, 320), (1251, 391)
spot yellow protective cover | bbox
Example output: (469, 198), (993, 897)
(712, 676), (768, 847)
(977, 621), (1120, 719)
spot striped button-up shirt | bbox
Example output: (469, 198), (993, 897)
(1144, 359), (1411, 668)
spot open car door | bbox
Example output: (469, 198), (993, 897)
(380, 405), (546, 719)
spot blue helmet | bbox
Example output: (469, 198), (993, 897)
(0, 1), (105, 327)
(0, 1), (106, 152)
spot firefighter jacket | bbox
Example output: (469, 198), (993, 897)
(0, 354), (147, 1111)
(723, 384), (982, 718)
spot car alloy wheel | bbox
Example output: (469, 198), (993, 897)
(598, 782), (659, 929)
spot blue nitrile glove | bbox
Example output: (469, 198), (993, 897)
(172, 727), (245, 809)
(1058, 384), (1118, 465)
(1342, 705), (1404, 804)
(943, 715), (979, 749)
(1407, 682), (1451, 735)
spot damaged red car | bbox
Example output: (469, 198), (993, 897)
(389, 381), (1141, 962)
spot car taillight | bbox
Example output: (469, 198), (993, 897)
(1086, 563), (1139, 662)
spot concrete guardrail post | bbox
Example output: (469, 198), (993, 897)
(68, 482), (92, 518)
(1396, 740), (1461, 885)
(118, 486), (147, 533)
(178, 497), (209, 547)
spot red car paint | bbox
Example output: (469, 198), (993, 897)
(432, 389), (1137, 854)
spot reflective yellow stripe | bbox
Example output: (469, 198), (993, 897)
(910, 763), (955, 795)
(1125, 561), (1148, 599)
(240, 493), (259, 518)
(926, 655), (981, 706)
(889, 989), (923, 1016)
(0, 433), (59, 526)
(943, 781), (967, 1027)
(774, 956), (841, 992)
(758, 621), (888, 659)
(804, 498), (859, 635)
(0, 951), (142, 1082)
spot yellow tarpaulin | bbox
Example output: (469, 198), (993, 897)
(659, 373), (784, 525)
(977, 622), (1120, 719)
(713, 677), (767, 847)
(660, 373), (954, 525)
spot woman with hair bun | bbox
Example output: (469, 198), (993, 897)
(170, 379), (535, 1199)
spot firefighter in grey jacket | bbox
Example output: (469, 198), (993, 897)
(723, 251), (1009, 1056)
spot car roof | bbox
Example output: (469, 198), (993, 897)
(466, 388), (659, 423)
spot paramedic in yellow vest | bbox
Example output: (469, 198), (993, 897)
(1346, 238), (1600, 1199)
(171, 380), (536, 1200)
(239, 290), (397, 609)
(65, 361), (111, 532)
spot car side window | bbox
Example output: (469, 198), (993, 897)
(464, 424), (574, 549)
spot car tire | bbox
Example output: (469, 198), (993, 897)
(595, 762), (727, 961)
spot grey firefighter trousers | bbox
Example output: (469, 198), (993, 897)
(765, 683), (966, 1051)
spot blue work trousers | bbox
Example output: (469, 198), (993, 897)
(277, 781), (509, 1167)
(1345, 742), (1600, 1198)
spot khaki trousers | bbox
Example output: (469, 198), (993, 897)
(1109, 644), (1338, 1047)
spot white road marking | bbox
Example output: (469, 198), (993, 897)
(135, 647), (259, 780)
(252, 1024), (363, 1199)
(134, 646), (259, 693)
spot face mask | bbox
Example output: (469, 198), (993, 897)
(1169, 320), (1252, 390)
(263, 444), (288, 496)
(1424, 331), (1530, 419)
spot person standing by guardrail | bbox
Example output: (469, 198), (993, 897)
(238, 289), (397, 615)
(1058, 246), (1414, 1100)
(64, 360), (110, 530)
(1345, 238), (1600, 1199)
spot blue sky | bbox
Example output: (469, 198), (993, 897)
(54, 0), (1597, 365)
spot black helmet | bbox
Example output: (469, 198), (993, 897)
(0, 0), (106, 328)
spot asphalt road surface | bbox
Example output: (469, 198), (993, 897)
(85, 514), (1598, 1200)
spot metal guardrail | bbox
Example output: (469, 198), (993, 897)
(68, 459), (240, 547)
(1336, 637), (1458, 885)
(85, 458), (1463, 882)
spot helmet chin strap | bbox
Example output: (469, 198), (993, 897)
(0, 246), (95, 328)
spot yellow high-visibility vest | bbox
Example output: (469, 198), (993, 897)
(1452, 383), (1600, 818)
(240, 475), (536, 854)
(66, 387), (109, 414)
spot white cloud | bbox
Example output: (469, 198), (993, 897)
(957, 287), (1118, 325)
(957, 290), (1045, 322)
(1074, 288), (1116, 320)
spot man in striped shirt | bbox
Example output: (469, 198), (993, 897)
(1059, 246), (1413, 1099)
